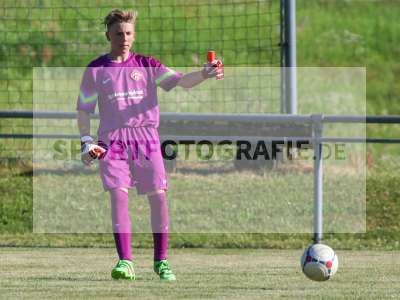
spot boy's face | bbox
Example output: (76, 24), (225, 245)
(106, 22), (135, 55)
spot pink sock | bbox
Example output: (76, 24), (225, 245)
(148, 192), (169, 261)
(110, 189), (132, 261)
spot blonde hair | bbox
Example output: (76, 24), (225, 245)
(103, 9), (138, 31)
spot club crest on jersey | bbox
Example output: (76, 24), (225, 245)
(130, 70), (142, 81)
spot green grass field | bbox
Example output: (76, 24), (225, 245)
(1, 248), (399, 299)
(1, 156), (399, 250)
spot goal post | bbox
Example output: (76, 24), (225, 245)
(281, 0), (298, 114)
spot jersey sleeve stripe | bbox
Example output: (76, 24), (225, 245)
(79, 91), (98, 104)
(155, 70), (176, 86)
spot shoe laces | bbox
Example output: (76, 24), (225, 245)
(158, 260), (172, 274)
(117, 260), (132, 269)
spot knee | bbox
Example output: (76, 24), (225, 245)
(120, 188), (129, 194)
(147, 189), (165, 197)
(110, 187), (129, 195)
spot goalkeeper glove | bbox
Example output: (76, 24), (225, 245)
(202, 59), (224, 80)
(80, 135), (106, 165)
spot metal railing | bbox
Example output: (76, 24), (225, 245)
(1, 110), (400, 242)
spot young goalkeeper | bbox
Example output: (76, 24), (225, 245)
(76, 9), (223, 281)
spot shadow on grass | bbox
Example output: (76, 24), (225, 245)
(29, 277), (109, 282)
(1, 158), (315, 178)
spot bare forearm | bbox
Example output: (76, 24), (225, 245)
(77, 110), (91, 137)
(177, 70), (206, 88)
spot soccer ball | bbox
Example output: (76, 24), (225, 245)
(301, 243), (338, 281)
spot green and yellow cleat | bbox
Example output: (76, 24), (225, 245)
(154, 260), (176, 281)
(111, 260), (135, 280)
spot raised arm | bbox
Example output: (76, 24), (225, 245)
(177, 57), (224, 88)
(177, 70), (207, 89)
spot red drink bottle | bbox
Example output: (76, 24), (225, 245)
(207, 50), (224, 80)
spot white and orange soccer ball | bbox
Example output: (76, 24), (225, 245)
(301, 243), (339, 281)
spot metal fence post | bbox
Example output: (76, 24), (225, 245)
(312, 114), (323, 243)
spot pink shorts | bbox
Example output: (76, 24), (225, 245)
(98, 127), (167, 194)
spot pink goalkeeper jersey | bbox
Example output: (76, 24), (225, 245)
(76, 52), (183, 135)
